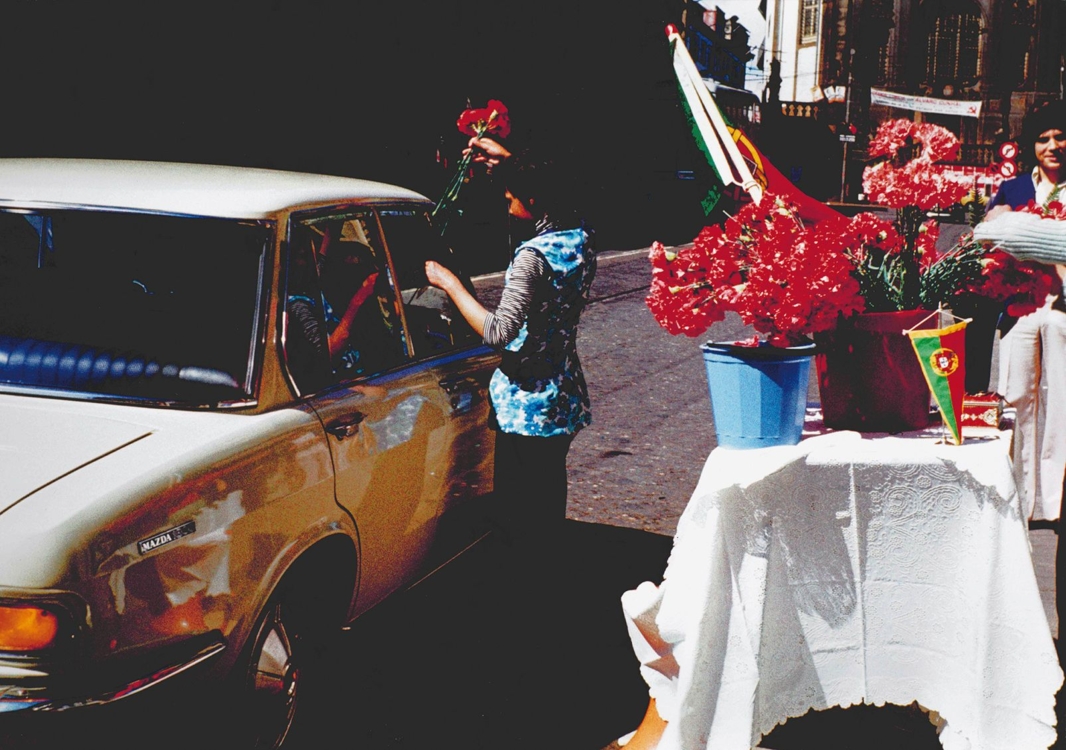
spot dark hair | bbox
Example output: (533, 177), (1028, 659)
(503, 151), (580, 227)
(1020, 100), (1066, 158)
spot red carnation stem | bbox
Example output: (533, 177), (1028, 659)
(431, 110), (500, 235)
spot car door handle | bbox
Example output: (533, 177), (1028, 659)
(438, 376), (480, 394)
(325, 412), (366, 439)
(439, 376), (480, 412)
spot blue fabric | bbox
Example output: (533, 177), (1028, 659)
(490, 226), (596, 437)
(988, 175), (1036, 210)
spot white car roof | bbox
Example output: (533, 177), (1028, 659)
(0, 158), (430, 220)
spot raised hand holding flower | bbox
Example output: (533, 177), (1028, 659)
(431, 99), (511, 235)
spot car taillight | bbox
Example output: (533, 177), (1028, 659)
(0, 605), (61, 651)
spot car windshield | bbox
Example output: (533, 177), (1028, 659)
(0, 209), (271, 405)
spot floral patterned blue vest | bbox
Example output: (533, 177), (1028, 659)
(490, 226), (596, 437)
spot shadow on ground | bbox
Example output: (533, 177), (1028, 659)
(294, 520), (944, 750)
(286, 520), (674, 750)
(0, 519), (950, 750)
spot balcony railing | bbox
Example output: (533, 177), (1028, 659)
(779, 101), (825, 120)
(956, 144), (997, 166)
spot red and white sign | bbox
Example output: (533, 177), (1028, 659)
(999, 142), (1019, 161)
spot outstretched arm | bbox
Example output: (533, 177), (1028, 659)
(425, 261), (488, 338)
(328, 272), (379, 358)
(973, 212), (1066, 265)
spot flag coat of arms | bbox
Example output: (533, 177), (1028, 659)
(907, 320), (968, 444)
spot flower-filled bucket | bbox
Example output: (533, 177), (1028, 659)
(814, 310), (935, 433)
(701, 341), (815, 449)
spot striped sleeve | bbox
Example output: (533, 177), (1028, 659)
(973, 212), (1066, 265)
(483, 248), (547, 347)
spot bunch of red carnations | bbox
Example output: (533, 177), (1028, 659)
(431, 99), (511, 236)
(924, 196), (1065, 317)
(646, 193), (865, 347)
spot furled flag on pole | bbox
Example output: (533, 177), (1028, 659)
(906, 319), (969, 445)
(666, 24), (843, 224)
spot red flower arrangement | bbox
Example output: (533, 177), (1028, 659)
(862, 120), (968, 211)
(855, 119), (973, 309)
(431, 99), (511, 235)
(647, 194), (865, 346)
(648, 119), (1060, 346)
(925, 197), (1065, 317)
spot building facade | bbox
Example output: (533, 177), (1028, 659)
(745, 0), (1065, 200)
(821, 0), (1064, 160)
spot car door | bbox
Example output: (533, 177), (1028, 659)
(284, 208), (453, 613)
(376, 207), (498, 562)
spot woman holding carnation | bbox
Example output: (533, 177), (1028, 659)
(424, 135), (597, 553)
(973, 100), (1066, 524)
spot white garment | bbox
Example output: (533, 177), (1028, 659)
(998, 297), (1066, 520)
(622, 427), (1062, 750)
(972, 210), (1066, 266)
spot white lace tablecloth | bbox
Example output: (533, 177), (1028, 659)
(622, 423), (1063, 750)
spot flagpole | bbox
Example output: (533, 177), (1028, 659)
(666, 25), (763, 205)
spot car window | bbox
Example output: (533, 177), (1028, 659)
(283, 211), (407, 391)
(378, 208), (479, 357)
(0, 209), (269, 404)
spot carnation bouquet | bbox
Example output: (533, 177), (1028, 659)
(431, 99), (511, 236)
(646, 193), (865, 347)
(857, 119), (970, 310)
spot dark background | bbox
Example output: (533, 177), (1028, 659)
(2, 0), (714, 263)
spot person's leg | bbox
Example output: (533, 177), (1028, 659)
(1037, 306), (1066, 521)
(492, 429), (525, 549)
(1000, 305), (1045, 518)
(492, 431), (574, 547)
(1055, 467), (1066, 746)
(619, 698), (667, 750)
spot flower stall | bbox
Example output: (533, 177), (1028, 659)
(647, 118), (1060, 442)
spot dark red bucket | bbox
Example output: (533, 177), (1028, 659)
(814, 310), (935, 433)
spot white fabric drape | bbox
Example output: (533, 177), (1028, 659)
(623, 426), (1062, 750)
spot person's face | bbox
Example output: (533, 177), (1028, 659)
(504, 189), (535, 221)
(1033, 128), (1066, 179)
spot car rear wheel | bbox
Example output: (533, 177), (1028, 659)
(224, 539), (355, 748)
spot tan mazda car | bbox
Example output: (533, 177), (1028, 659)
(0, 159), (498, 746)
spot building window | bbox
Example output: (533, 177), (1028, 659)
(800, 0), (819, 45)
(875, 32), (898, 87)
(925, 11), (981, 86)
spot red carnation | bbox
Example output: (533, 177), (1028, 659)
(456, 99), (511, 140)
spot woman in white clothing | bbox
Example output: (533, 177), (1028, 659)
(976, 100), (1066, 522)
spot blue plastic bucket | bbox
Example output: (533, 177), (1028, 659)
(700, 341), (815, 449)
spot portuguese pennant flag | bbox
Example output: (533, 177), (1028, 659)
(907, 320), (969, 445)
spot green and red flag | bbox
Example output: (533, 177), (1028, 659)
(907, 320), (969, 444)
(665, 24), (843, 224)
(667, 24), (762, 215)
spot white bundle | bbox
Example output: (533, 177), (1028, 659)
(972, 211), (1066, 265)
